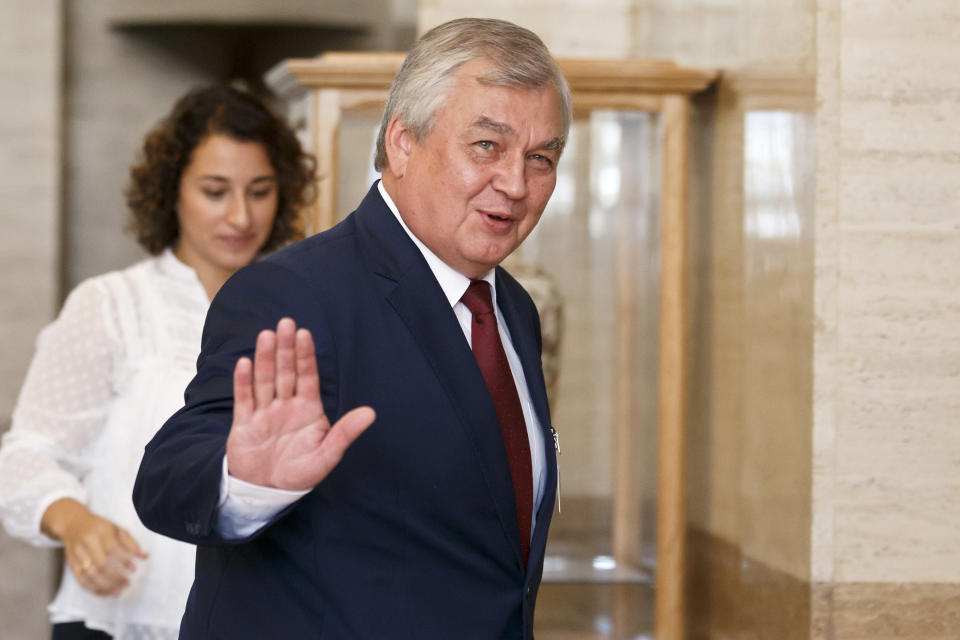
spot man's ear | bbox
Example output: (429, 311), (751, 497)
(383, 116), (412, 179)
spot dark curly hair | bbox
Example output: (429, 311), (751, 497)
(126, 85), (315, 255)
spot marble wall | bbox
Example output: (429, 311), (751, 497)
(812, 0), (960, 635)
(420, 0), (638, 58)
(0, 2), (62, 637)
(0, 1), (62, 425)
(815, 0), (960, 585)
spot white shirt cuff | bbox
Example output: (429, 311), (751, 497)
(216, 455), (309, 539)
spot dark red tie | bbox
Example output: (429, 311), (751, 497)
(461, 280), (533, 564)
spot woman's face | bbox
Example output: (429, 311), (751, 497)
(174, 134), (278, 293)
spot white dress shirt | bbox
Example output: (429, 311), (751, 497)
(217, 182), (547, 540)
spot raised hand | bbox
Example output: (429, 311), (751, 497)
(41, 497), (148, 596)
(226, 317), (375, 491)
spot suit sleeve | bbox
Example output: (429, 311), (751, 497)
(132, 260), (337, 546)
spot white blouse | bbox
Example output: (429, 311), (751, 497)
(0, 250), (208, 639)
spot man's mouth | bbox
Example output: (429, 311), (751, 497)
(479, 208), (514, 222)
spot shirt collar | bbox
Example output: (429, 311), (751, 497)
(159, 247), (200, 282)
(157, 247), (210, 301)
(377, 180), (497, 309)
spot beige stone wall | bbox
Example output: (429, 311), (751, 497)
(814, 0), (960, 586)
(420, 0), (637, 57)
(63, 0), (232, 287)
(0, 2), (62, 636)
(0, 1), (62, 420)
(811, 3), (960, 631)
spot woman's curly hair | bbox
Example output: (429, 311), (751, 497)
(126, 85), (315, 255)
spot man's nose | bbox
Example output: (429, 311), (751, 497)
(493, 155), (529, 200)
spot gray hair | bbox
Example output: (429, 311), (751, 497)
(374, 17), (572, 171)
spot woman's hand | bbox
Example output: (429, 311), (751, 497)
(41, 497), (148, 596)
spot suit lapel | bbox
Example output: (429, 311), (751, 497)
(495, 270), (558, 569)
(353, 186), (525, 569)
(495, 271), (553, 439)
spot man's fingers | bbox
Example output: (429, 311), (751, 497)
(317, 407), (376, 473)
(233, 357), (253, 425)
(274, 318), (297, 400)
(252, 329), (277, 408)
(294, 328), (321, 402)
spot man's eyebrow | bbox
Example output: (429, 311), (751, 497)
(471, 116), (514, 136)
(471, 116), (566, 153)
(543, 137), (566, 153)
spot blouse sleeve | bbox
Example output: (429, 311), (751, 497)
(0, 276), (122, 547)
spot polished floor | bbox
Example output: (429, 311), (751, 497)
(534, 498), (655, 639)
(535, 582), (654, 640)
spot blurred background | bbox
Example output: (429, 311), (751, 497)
(3, 1), (960, 638)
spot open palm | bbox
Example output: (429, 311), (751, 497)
(226, 318), (375, 491)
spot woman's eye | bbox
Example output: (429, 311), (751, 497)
(250, 189), (274, 199)
(203, 190), (226, 199)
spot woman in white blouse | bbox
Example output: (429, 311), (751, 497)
(0, 85), (314, 640)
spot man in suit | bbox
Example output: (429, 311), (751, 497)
(134, 17), (572, 639)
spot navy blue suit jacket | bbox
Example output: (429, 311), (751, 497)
(133, 184), (557, 639)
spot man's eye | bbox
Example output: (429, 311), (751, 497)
(475, 140), (494, 150)
(529, 154), (554, 167)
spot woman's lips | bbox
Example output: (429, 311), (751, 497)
(218, 234), (256, 249)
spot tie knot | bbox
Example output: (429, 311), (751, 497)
(461, 280), (494, 316)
